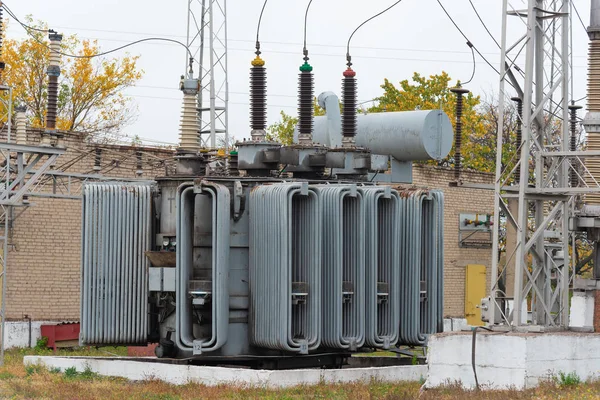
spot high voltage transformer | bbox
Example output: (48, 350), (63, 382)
(78, 1), (454, 368)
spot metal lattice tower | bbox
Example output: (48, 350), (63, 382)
(185, 0), (229, 149)
(489, 0), (574, 327)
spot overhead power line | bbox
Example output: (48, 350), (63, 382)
(467, 0), (500, 49)
(435, 0), (501, 76)
(571, 1), (588, 33)
(2, 3), (194, 60)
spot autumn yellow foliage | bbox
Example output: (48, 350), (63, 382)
(2, 17), (143, 138)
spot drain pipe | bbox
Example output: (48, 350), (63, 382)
(24, 314), (31, 348)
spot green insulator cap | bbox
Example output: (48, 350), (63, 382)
(230, 151), (238, 155)
(299, 62), (313, 72)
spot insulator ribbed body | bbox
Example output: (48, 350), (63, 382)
(46, 75), (59, 130)
(49, 39), (61, 68)
(179, 91), (200, 152)
(15, 108), (27, 145)
(453, 94), (464, 181)
(250, 65), (267, 131)
(514, 99), (523, 184)
(342, 75), (357, 140)
(298, 70), (314, 138)
(586, 39), (600, 203)
(570, 106), (580, 187)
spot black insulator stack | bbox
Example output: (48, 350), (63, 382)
(0, 7), (4, 81)
(249, 60), (267, 133)
(94, 147), (102, 171)
(229, 151), (239, 176)
(298, 66), (314, 138)
(511, 97), (523, 183)
(342, 68), (357, 140)
(46, 76), (59, 129)
(46, 32), (63, 131)
(451, 86), (470, 181)
(136, 150), (143, 176)
(569, 104), (582, 187)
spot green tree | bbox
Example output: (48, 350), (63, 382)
(266, 98), (326, 145)
(368, 72), (502, 172)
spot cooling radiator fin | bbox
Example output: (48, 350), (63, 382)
(398, 189), (444, 346)
(80, 182), (154, 345)
(249, 183), (321, 354)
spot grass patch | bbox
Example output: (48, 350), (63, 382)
(0, 347), (597, 399)
(556, 371), (582, 387)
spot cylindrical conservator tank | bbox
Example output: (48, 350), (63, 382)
(304, 92), (454, 161)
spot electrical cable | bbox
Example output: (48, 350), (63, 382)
(571, 1), (588, 33)
(303, 0), (314, 59)
(471, 326), (493, 391)
(435, 0), (501, 75)
(255, 0), (268, 53)
(463, 42), (476, 85)
(467, 0), (500, 49)
(346, 0), (403, 66)
(1, 3), (47, 33)
(2, 3), (194, 60)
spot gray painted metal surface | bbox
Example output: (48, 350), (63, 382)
(398, 190), (444, 346)
(592, 0), (600, 30)
(306, 92), (453, 162)
(80, 178), (447, 358)
(80, 182), (153, 345)
(176, 181), (231, 355)
(314, 185), (365, 350)
(249, 183), (321, 354)
(361, 186), (400, 349)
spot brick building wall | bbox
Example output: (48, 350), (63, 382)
(6, 130), (494, 321)
(412, 165), (495, 318)
(6, 129), (174, 320)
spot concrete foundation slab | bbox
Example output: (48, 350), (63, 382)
(426, 331), (600, 390)
(23, 356), (428, 388)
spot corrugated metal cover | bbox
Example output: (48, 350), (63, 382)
(398, 189), (444, 346)
(315, 185), (365, 350)
(362, 186), (400, 349)
(249, 183), (321, 354)
(80, 182), (154, 345)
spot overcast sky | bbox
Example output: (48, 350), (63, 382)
(6, 0), (592, 146)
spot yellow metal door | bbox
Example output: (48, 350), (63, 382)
(465, 264), (486, 326)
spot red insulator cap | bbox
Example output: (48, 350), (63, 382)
(343, 68), (356, 77)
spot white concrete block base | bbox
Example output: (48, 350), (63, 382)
(23, 356), (428, 388)
(426, 331), (600, 390)
(443, 318), (469, 332)
(5, 321), (58, 349)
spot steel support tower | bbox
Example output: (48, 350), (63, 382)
(489, 0), (574, 327)
(185, 0), (229, 149)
